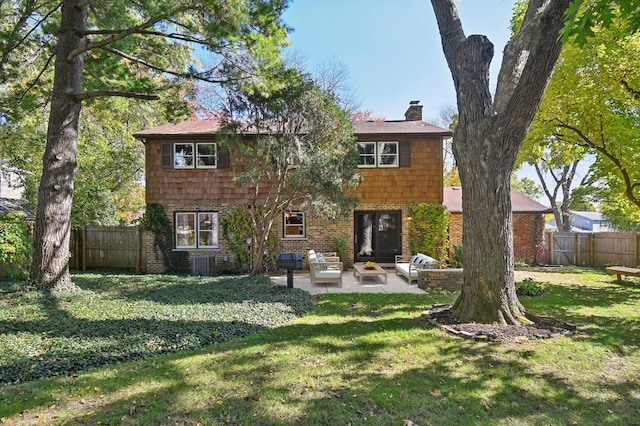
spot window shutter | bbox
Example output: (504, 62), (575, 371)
(217, 147), (230, 169)
(399, 141), (411, 167)
(161, 143), (172, 168)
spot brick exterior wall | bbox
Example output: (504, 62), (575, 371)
(143, 231), (165, 274)
(447, 212), (546, 265)
(276, 202), (415, 270)
(142, 134), (444, 273)
(513, 213), (546, 265)
(418, 268), (463, 292)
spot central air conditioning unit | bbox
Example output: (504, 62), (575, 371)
(192, 256), (216, 276)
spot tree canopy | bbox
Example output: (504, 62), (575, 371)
(521, 16), (640, 230)
(1, 0), (291, 291)
(220, 69), (361, 274)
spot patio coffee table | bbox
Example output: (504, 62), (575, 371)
(353, 263), (388, 285)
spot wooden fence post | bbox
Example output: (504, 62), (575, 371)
(136, 226), (142, 273)
(82, 226), (87, 271)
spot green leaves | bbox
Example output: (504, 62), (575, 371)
(408, 203), (450, 265)
(522, 19), (640, 227)
(563, 0), (640, 46)
(0, 212), (32, 279)
(0, 273), (313, 385)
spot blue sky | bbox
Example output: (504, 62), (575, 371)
(282, 0), (517, 122)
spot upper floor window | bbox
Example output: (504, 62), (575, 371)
(175, 212), (219, 249)
(284, 211), (305, 238)
(358, 141), (399, 168)
(173, 143), (217, 169)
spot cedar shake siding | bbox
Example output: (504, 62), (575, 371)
(353, 137), (443, 204)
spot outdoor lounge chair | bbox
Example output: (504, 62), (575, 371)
(308, 250), (342, 287)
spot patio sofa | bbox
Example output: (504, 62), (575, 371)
(395, 253), (438, 284)
(308, 250), (343, 287)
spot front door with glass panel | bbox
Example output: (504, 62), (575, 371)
(354, 211), (401, 263)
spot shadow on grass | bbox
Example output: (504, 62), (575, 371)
(0, 273), (312, 386)
(2, 301), (638, 425)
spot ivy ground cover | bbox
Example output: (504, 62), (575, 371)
(0, 273), (313, 385)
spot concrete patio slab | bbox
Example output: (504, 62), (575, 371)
(270, 268), (425, 295)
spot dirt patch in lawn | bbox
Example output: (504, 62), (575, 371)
(424, 304), (579, 342)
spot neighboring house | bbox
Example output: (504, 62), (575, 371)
(0, 164), (25, 200)
(444, 186), (551, 265)
(549, 211), (615, 232)
(0, 198), (34, 218)
(134, 101), (452, 272)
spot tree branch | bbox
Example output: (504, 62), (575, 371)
(494, 0), (570, 116)
(76, 0), (96, 8)
(556, 119), (640, 208)
(430, 0), (467, 92)
(73, 91), (160, 101)
(0, 1), (61, 73)
(621, 79), (640, 100)
(67, 17), (159, 62)
(100, 46), (229, 84)
(66, 2), (190, 63)
(81, 28), (210, 46)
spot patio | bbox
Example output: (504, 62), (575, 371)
(270, 268), (426, 294)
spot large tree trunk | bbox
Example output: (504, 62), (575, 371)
(30, 0), (88, 292)
(431, 0), (570, 324)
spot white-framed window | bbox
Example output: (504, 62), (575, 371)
(284, 211), (305, 238)
(377, 141), (398, 167)
(174, 143), (194, 168)
(357, 142), (377, 167)
(173, 143), (217, 169)
(176, 212), (219, 248)
(357, 141), (399, 168)
(196, 143), (217, 168)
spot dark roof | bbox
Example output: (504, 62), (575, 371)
(134, 120), (221, 138)
(134, 119), (453, 139)
(443, 186), (551, 213)
(352, 120), (451, 137)
(0, 198), (35, 217)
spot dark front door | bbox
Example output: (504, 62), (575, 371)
(354, 211), (401, 263)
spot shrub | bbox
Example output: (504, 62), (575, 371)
(450, 244), (463, 267)
(516, 277), (545, 296)
(0, 213), (32, 279)
(221, 206), (253, 272)
(408, 203), (449, 265)
(331, 235), (349, 261)
(138, 204), (189, 273)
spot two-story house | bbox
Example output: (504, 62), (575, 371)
(134, 101), (452, 273)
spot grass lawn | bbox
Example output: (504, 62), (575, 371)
(1, 268), (639, 425)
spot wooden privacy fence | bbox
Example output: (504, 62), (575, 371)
(70, 226), (145, 272)
(546, 231), (640, 267)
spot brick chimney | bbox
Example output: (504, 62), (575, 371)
(404, 100), (423, 121)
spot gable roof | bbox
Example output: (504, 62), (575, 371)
(352, 120), (452, 137)
(134, 120), (221, 139)
(0, 198), (35, 217)
(134, 119), (453, 140)
(571, 211), (608, 222)
(443, 186), (551, 213)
